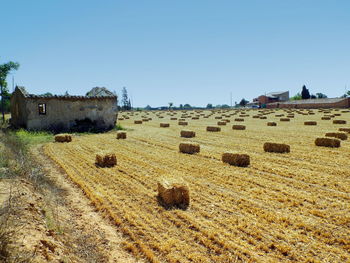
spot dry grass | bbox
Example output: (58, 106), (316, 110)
(304, 121), (317, 126)
(117, 131), (127, 139)
(217, 121), (226, 126)
(333, 120), (346, 124)
(44, 108), (350, 263)
(263, 142), (290, 153)
(222, 153), (250, 167)
(178, 121), (188, 126)
(180, 130), (196, 138)
(54, 134), (72, 143)
(206, 126), (221, 132)
(325, 132), (348, 140)
(315, 137), (341, 147)
(95, 152), (117, 167)
(179, 142), (200, 154)
(232, 125), (246, 130)
(157, 178), (190, 208)
(339, 127), (350, 133)
(280, 118), (290, 122)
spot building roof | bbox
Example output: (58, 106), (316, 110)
(15, 86), (117, 99)
(266, 91), (288, 97)
(86, 87), (115, 97)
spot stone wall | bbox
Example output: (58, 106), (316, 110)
(10, 90), (28, 127)
(267, 98), (350, 109)
(26, 97), (117, 131)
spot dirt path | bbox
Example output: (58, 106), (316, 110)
(29, 144), (141, 263)
(0, 138), (140, 262)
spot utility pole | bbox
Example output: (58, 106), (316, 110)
(130, 93), (133, 110)
(230, 92), (232, 108)
(12, 76), (14, 92)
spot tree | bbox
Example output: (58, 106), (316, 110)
(128, 99), (132, 110)
(316, 93), (327, 99)
(168, 102), (173, 110)
(221, 104), (230, 109)
(179, 104), (183, 109)
(301, 85), (310, 99)
(290, 92), (302, 100)
(121, 87), (129, 110)
(310, 94), (316, 99)
(239, 98), (249, 107)
(206, 103), (213, 109)
(183, 104), (192, 109)
(145, 105), (152, 110)
(0, 60), (20, 122)
(41, 92), (53, 96)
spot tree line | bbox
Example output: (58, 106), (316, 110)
(0, 59), (20, 122)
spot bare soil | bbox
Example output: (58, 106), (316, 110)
(0, 143), (140, 263)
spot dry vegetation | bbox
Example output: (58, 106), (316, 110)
(44, 108), (350, 262)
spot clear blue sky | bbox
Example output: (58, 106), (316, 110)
(2, 0), (350, 107)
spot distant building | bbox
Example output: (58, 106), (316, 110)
(252, 91), (289, 107)
(10, 86), (117, 132)
(267, 97), (350, 109)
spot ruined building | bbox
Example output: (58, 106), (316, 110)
(10, 86), (117, 132)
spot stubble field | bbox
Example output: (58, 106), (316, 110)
(44, 108), (350, 263)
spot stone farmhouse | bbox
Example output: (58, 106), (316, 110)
(10, 86), (117, 132)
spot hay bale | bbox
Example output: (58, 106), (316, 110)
(160, 123), (170, 127)
(222, 153), (250, 167)
(180, 130), (196, 138)
(170, 117), (177, 120)
(304, 121), (317, 126)
(116, 131), (127, 139)
(325, 132), (348, 140)
(333, 120), (346, 124)
(315, 138), (341, 148)
(178, 121), (188, 126)
(259, 116), (267, 119)
(217, 121), (226, 126)
(234, 118), (244, 122)
(134, 120), (142, 124)
(232, 125), (246, 130)
(321, 117), (331, 120)
(157, 178), (190, 208)
(267, 122), (277, 126)
(263, 142), (290, 153)
(339, 128), (350, 133)
(215, 116), (222, 119)
(206, 126), (221, 132)
(179, 142), (200, 154)
(55, 134), (72, 143)
(95, 152), (117, 167)
(280, 118), (290, 122)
